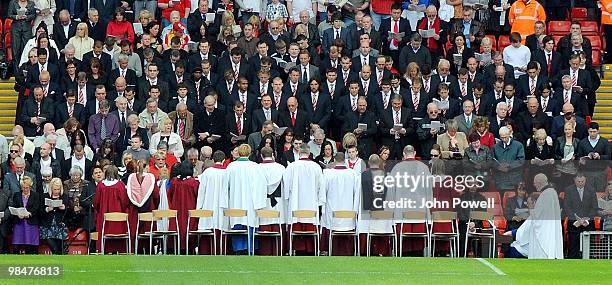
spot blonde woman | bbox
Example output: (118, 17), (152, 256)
(67, 22), (94, 60)
(402, 62), (421, 87)
(436, 119), (469, 159)
(149, 118), (184, 159)
(32, 0), (56, 35)
(40, 177), (68, 255)
(11, 176), (40, 254)
(221, 10), (241, 37)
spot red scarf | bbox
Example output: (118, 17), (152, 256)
(419, 17), (441, 53)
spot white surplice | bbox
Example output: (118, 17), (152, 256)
(321, 166), (361, 231)
(226, 158), (268, 228)
(196, 165), (229, 230)
(529, 187), (564, 259)
(386, 160), (433, 224)
(283, 158), (325, 224)
(259, 160), (287, 225)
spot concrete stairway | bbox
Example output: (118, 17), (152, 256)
(593, 65), (612, 137)
(0, 77), (17, 136)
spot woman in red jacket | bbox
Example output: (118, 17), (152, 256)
(106, 7), (135, 45)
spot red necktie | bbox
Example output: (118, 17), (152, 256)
(392, 20), (399, 46)
(179, 119), (185, 138)
(530, 79), (536, 95)
(461, 84), (467, 97)
(424, 79), (430, 93)
(68, 105), (73, 117)
(475, 99), (480, 113)
(274, 93), (281, 110)
(507, 100), (513, 114)
(383, 94), (389, 109)
(564, 92), (569, 104)
(291, 112), (296, 126)
(236, 116), (242, 135)
(547, 53), (552, 75)
(78, 88), (85, 104)
(395, 111), (400, 124)
(542, 98), (548, 111)
(352, 98), (357, 111)
(43, 87), (48, 97)
(571, 72), (577, 87)
(312, 94), (317, 111)
(413, 93), (419, 110)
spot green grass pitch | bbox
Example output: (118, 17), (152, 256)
(0, 256), (611, 284)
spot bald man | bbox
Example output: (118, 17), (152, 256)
(550, 103), (588, 140)
(279, 97), (311, 139)
(516, 97), (550, 140)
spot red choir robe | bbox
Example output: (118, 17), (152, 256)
(94, 180), (130, 254)
(168, 177), (199, 251)
(126, 173), (160, 252)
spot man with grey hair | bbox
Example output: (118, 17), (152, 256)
(138, 97), (169, 139)
(111, 95), (136, 130)
(88, 99), (120, 150)
(490, 101), (509, 138)
(62, 144), (93, 180)
(2, 157), (37, 194)
(110, 54), (137, 88)
(433, 59), (457, 86)
(493, 126), (525, 190)
(248, 120), (274, 158)
(85, 8), (106, 42)
(186, 148), (204, 176)
(307, 127), (337, 157)
(416, 102), (445, 159)
(113, 41), (143, 77)
(53, 10), (77, 51)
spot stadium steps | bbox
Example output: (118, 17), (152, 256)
(593, 65), (612, 136)
(0, 77), (17, 136)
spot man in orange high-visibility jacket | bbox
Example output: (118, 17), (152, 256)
(602, 0), (612, 63)
(508, 0), (546, 44)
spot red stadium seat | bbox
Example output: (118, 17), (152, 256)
(552, 35), (564, 48)
(548, 21), (571, 36)
(592, 50), (602, 67)
(571, 8), (589, 21)
(4, 33), (11, 62)
(484, 34), (497, 51)
(581, 21), (599, 35)
(502, 191), (516, 209)
(498, 35), (510, 51)
(481, 192), (503, 216)
(4, 18), (11, 34)
(585, 35), (602, 49)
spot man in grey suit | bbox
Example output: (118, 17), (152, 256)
(297, 51), (319, 84)
(454, 100), (475, 134)
(2, 157), (37, 194)
(248, 120), (274, 159)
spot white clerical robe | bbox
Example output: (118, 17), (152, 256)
(386, 160), (433, 224)
(283, 159), (324, 224)
(226, 159), (268, 228)
(528, 187), (563, 259)
(259, 161), (287, 225)
(196, 166), (229, 230)
(322, 166), (361, 231)
(156, 179), (171, 231)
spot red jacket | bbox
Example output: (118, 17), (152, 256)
(106, 20), (135, 44)
(371, 0), (401, 15)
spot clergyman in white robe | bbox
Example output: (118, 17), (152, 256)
(196, 163), (228, 232)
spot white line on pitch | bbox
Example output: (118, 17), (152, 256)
(63, 269), (498, 276)
(475, 258), (507, 276)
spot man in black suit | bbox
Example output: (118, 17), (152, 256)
(166, 62), (191, 96)
(431, 59), (458, 93)
(19, 86), (55, 137)
(532, 35), (563, 79)
(299, 80), (332, 131)
(436, 84), (461, 120)
(351, 43), (377, 73)
(379, 3), (412, 68)
(85, 9), (107, 42)
(137, 63), (170, 102)
(488, 102), (508, 138)
(372, 56), (392, 88)
(168, 83), (198, 113)
(449, 7), (485, 51)
(187, 0), (221, 42)
(259, 20), (290, 56)
(320, 45), (342, 77)
(230, 77), (258, 115)
(293, 10), (321, 48)
(278, 97), (310, 140)
(357, 65), (379, 98)
(54, 90), (86, 129)
(225, 101), (251, 147)
(250, 69), (274, 101)
(353, 14), (381, 51)
(337, 56), (357, 88)
(110, 96), (136, 131)
(554, 74), (589, 119)
(217, 47), (249, 82)
(52, 10), (78, 51)
(27, 49), (60, 88)
(403, 79), (429, 119)
(282, 67), (306, 99)
(371, 80), (395, 118)
(187, 39), (218, 73)
(193, 95), (228, 151)
(465, 57), (483, 85)
(483, 52), (516, 90)
(270, 77), (290, 112)
(61, 144), (94, 180)
(82, 41), (113, 73)
(321, 68), (344, 103)
(379, 95), (414, 159)
(108, 54), (138, 87)
(495, 83), (525, 119)
(85, 85), (115, 119)
(215, 70), (238, 106)
(575, 122), (611, 192)
(399, 33), (432, 74)
(36, 71), (62, 103)
(516, 97), (551, 140)
(107, 76), (127, 102)
(321, 13), (353, 56)
(469, 83), (495, 117)
(556, 21), (593, 63)
(342, 96), (378, 159)
(563, 173), (598, 259)
(524, 21), (546, 53)
(334, 81), (361, 126)
(516, 61), (547, 99)
(550, 103), (588, 140)
(539, 86), (559, 117)
(124, 87), (144, 114)
(251, 94), (280, 133)
(30, 143), (63, 187)
(554, 54), (593, 98)
(90, 0), (120, 23)
(449, 68), (473, 99)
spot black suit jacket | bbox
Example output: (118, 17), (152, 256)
(379, 18), (412, 53)
(187, 9), (221, 42)
(108, 68), (138, 87)
(402, 90), (430, 119)
(225, 111), (251, 140)
(555, 69), (593, 97)
(334, 95), (359, 124)
(379, 107), (415, 147)
(467, 94), (495, 117)
(278, 110), (311, 140)
(532, 49), (562, 79)
(82, 51), (112, 74)
(26, 63), (60, 88)
(61, 158), (94, 180)
(449, 80), (473, 99)
(137, 78), (170, 102)
(438, 97), (462, 120)
(516, 74), (548, 99)
(553, 88), (589, 119)
(90, 0), (120, 22)
(399, 46), (432, 74)
(85, 19), (107, 42)
(495, 96), (526, 119)
(343, 110), (378, 157)
(563, 185), (598, 220)
(19, 97), (55, 136)
(299, 92), (332, 130)
(10, 191), (40, 225)
(187, 53), (218, 73)
(251, 108), (280, 132)
(109, 110), (136, 131)
(54, 102), (86, 129)
(193, 107), (227, 150)
(351, 55), (376, 73)
(52, 21), (78, 51)
(56, 0), (88, 20)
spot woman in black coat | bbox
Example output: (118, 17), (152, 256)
(446, 34), (475, 76)
(40, 178), (69, 255)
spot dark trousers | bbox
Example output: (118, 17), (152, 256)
(567, 222), (594, 259)
(47, 238), (64, 255)
(13, 244), (38, 254)
(605, 25), (612, 64)
(0, 235), (8, 254)
(11, 23), (32, 70)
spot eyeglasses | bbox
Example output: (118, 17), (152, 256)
(431, 154), (440, 157)
(10, 150), (19, 153)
